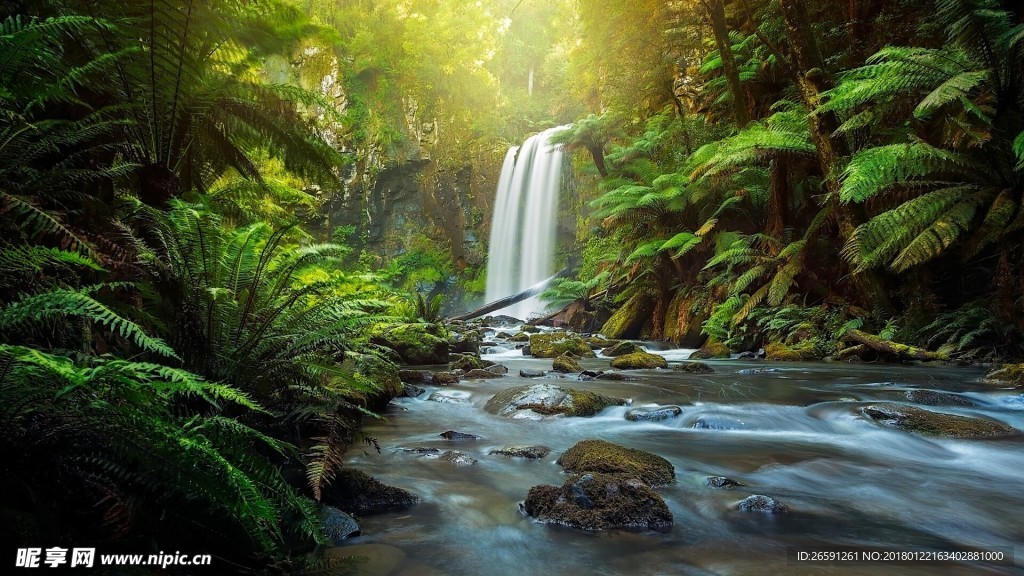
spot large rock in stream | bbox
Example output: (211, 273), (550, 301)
(369, 322), (449, 365)
(321, 468), (418, 515)
(521, 440), (675, 532)
(484, 383), (626, 418)
(528, 333), (596, 358)
(610, 351), (668, 370)
(862, 403), (1017, 438)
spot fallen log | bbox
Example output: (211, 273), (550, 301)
(448, 268), (570, 322)
(842, 329), (948, 362)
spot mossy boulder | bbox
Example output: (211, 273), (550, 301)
(450, 353), (488, 371)
(321, 468), (418, 515)
(520, 324), (541, 333)
(863, 403), (1017, 438)
(510, 332), (531, 342)
(600, 293), (655, 339)
(449, 330), (481, 354)
(556, 440), (675, 487)
(484, 384), (626, 418)
(342, 352), (403, 412)
(369, 323), (449, 365)
(610, 351), (668, 370)
(528, 332), (595, 358)
(522, 472), (672, 532)
(553, 353), (583, 373)
(982, 364), (1024, 388)
(764, 341), (817, 361)
(674, 361), (714, 374)
(586, 336), (614, 348)
(690, 340), (731, 359)
(601, 341), (643, 357)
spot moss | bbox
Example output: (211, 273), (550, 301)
(586, 336), (614, 348)
(690, 340), (730, 359)
(528, 333), (595, 358)
(520, 325), (541, 333)
(510, 332), (531, 342)
(556, 440), (675, 486)
(368, 322), (449, 365)
(764, 341), (818, 361)
(566, 389), (627, 416)
(599, 293), (655, 339)
(522, 472), (673, 532)
(863, 403), (1018, 438)
(610, 351), (668, 370)
(601, 341), (643, 356)
(450, 353), (487, 371)
(552, 353), (582, 373)
(982, 363), (1024, 387)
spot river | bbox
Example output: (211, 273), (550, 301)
(339, 342), (1024, 575)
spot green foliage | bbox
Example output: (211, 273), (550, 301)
(0, 344), (321, 556)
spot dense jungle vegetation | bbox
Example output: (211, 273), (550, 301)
(1, 0), (1022, 573)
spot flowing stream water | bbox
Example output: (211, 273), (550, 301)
(339, 337), (1024, 575)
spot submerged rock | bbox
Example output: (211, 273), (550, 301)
(439, 450), (478, 466)
(625, 406), (683, 422)
(673, 361), (714, 374)
(557, 440), (675, 487)
(610, 351), (668, 370)
(427, 390), (470, 403)
(553, 353), (583, 373)
(484, 383), (626, 418)
(736, 495), (790, 513)
(522, 472), (673, 532)
(595, 371), (640, 381)
(402, 383), (426, 398)
(601, 341), (643, 357)
(402, 447), (442, 455)
(862, 403), (1017, 438)
(691, 415), (747, 430)
(439, 430), (481, 440)
(528, 333), (596, 358)
(322, 468), (418, 515)
(490, 445), (551, 459)
(737, 367), (782, 375)
(904, 389), (977, 407)
(705, 476), (744, 489)
(519, 369), (547, 378)
(463, 368), (500, 379)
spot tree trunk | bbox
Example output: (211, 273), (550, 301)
(587, 144), (609, 177)
(843, 329), (948, 361)
(777, 0), (889, 310)
(447, 268), (570, 321)
(767, 158), (788, 239)
(708, 0), (750, 125)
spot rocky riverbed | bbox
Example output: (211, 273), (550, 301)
(330, 321), (1024, 575)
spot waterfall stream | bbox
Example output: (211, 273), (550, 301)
(484, 127), (568, 320)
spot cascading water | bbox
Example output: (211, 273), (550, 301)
(484, 126), (568, 320)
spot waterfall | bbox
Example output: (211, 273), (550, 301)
(484, 126), (568, 320)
